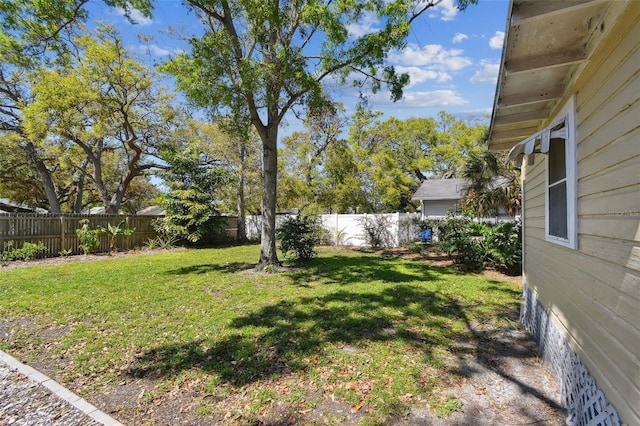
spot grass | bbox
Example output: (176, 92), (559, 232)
(0, 245), (521, 424)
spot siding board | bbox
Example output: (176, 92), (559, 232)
(579, 146), (640, 193)
(577, 48), (640, 133)
(578, 184), (640, 216)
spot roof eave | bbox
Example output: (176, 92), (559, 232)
(487, 0), (615, 151)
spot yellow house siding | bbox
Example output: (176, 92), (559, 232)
(521, 5), (640, 423)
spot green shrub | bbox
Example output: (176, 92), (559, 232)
(1, 241), (48, 261)
(439, 217), (488, 272)
(149, 218), (186, 249)
(439, 216), (522, 274)
(98, 221), (134, 254)
(487, 221), (522, 275)
(76, 219), (101, 255)
(358, 214), (394, 249)
(276, 215), (322, 261)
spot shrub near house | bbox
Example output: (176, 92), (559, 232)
(438, 217), (522, 275)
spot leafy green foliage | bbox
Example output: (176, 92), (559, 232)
(0, 0), (154, 214)
(76, 219), (101, 255)
(276, 215), (323, 261)
(158, 145), (229, 244)
(1, 241), (47, 261)
(461, 150), (521, 217)
(439, 217), (488, 272)
(0, 0), (152, 65)
(486, 221), (522, 275)
(439, 217), (522, 274)
(358, 214), (394, 249)
(23, 26), (175, 214)
(99, 221), (135, 255)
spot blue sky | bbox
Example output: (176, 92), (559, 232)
(86, 0), (508, 131)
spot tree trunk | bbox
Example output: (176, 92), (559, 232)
(236, 151), (247, 242)
(74, 158), (90, 213)
(74, 174), (84, 213)
(259, 127), (279, 266)
(23, 142), (61, 213)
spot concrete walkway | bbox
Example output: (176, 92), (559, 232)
(0, 350), (124, 426)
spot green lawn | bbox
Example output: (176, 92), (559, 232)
(0, 245), (521, 425)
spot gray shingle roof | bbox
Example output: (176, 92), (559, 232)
(411, 178), (467, 201)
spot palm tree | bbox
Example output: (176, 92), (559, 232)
(461, 151), (521, 217)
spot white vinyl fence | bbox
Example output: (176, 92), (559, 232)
(247, 213), (422, 248)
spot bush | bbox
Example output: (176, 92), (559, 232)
(439, 217), (488, 272)
(1, 241), (48, 261)
(439, 216), (522, 274)
(358, 214), (394, 249)
(276, 215), (323, 261)
(487, 221), (522, 275)
(76, 219), (101, 255)
(99, 221), (135, 254)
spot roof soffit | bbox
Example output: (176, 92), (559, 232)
(488, 0), (616, 150)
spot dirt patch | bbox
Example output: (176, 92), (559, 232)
(0, 247), (188, 270)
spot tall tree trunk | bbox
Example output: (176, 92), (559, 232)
(23, 142), (61, 213)
(74, 174), (84, 213)
(74, 157), (90, 213)
(259, 127), (279, 266)
(236, 146), (247, 242)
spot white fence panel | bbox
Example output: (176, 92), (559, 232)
(246, 212), (422, 248)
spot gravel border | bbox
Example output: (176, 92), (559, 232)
(0, 350), (124, 426)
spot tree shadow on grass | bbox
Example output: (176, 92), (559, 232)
(165, 261), (256, 275)
(125, 257), (564, 423)
(286, 254), (456, 286)
(127, 284), (469, 385)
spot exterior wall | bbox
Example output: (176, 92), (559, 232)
(520, 7), (640, 425)
(420, 199), (459, 218)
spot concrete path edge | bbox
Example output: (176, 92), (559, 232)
(0, 349), (125, 426)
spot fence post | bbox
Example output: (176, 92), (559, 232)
(60, 215), (66, 253)
(395, 212), (400, 247)
(125, 215), (130, 250)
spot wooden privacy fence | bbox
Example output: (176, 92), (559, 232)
(0, 214), (160, 256)
(0, 213), (240, 257)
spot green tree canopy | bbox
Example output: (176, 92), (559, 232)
(23, 26), (176, 213)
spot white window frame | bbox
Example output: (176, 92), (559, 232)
(545, 96), (577, 249)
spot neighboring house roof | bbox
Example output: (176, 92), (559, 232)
(411, 179), (466, 201)
(0, 198), (47, 213)
(136, 205), (166, 215)
(487, 1), (614, 151)
(82, 206), (106, 215)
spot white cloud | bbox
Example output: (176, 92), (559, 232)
(428, 0), (459, 21)
(148, 45), (184, 57)
(470, 61), (499, 84)
(452, 33), (468, 44)
(400, 90), (468, 107)
(116, 7), (154, 26)
(389, 44), (472, 71)
(395, 66), (451, 87)
(346, 11), (380, 38)
(489, 31), (505, 50)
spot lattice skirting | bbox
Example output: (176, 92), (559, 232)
(520, 285), (623, 426)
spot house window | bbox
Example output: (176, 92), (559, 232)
(545, 97), (577, 249)
(548, 135), (567, 238)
